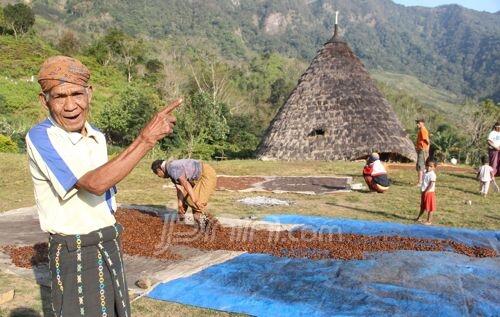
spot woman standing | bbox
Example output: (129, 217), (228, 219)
(487, 122), (500, 176)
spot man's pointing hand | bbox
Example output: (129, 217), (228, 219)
(140, 98), (183, 145)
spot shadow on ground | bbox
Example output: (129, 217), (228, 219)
(440, 185), (478, 195)
(443, 172), (476, 180)
(326, 202), (411, 221)
(8, 307), (41, 317)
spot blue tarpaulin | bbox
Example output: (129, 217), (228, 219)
(148, 215), (500, 316)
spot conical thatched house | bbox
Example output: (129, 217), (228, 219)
(257, 24), (417, 162)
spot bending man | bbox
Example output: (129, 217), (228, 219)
(26, 56), (181, 317)
(152, 159), (217, 229)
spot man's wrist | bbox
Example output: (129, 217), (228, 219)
(138, 134), (156, 148)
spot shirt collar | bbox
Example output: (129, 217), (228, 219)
(48, 116), (101, 145)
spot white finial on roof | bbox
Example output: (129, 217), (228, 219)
(335, 11), (339, 25)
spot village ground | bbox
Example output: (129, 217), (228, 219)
(0, 152), (499, 316)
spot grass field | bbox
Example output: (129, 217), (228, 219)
(2, 152), (497, 229)
(0, 152), (499, 316)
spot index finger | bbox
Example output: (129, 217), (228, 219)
(161, 98), (183, 114)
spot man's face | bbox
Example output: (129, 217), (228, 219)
(155, 168), (166, 178)
(39, 82), (92, 134)
(495, 126), (500, 132)
(416, 122), (423, 129)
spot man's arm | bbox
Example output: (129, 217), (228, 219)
(178, 176), (204, 211)
(77, 99), (182, 195)
(175, 184), (186, 212)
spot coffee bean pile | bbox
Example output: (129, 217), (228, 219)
(116, 209), (496, 261)
(117, 209), (181, 260)
(3, 208), (496, 269)
(2, 243), (48, 269)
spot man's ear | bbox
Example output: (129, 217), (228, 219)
(38, 92), (49, 111)
(86, 86), (93, 104)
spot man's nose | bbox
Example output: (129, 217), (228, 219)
(62, 96), (78, 110)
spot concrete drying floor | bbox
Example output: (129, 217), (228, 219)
(217, 175), (352, 194)
(0, 205), (294, 295)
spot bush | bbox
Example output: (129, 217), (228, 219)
(160, 91), (229, 159)
(223, 114), (262, 158)
(95, 85), (160, 146)
(3, 3), (35, 38)
(0, 134), (19, 153)
(57, 31), (80, 56)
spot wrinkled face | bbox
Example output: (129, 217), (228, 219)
(39, 82), (92, 134)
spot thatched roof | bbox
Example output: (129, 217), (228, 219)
(257, 28), (417, 162)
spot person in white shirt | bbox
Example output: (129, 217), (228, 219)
(362, 152), (390, 193)
(477, 156), (495, 197)
(27, 55), (182, 317)
(487, 122), (500, 176)
(415, 160), (437, 225)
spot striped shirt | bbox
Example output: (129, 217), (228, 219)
(26, 117), (116, 235)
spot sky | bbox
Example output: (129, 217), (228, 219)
(392, 0), (500, 13)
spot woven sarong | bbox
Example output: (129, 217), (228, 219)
(48, 224), (131, 317)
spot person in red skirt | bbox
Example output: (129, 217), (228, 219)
(415, 160), (437, 225)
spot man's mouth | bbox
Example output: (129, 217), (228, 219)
(64, 113), (81, 121)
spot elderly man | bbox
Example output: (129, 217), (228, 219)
(488, 122), (500, 176)
(26, 56), (181, 317)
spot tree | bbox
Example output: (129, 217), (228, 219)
(187, 53), (233, 104)
(268, 78), (294, 108)
(146, 58), (163, 74)
(462, 99), (500, 164)
(96, 85), (160, 146)
(161, 92), (229, 159)
(0, 7), (6, 34)
(87, 29), (145, 82)
(98, 29), (146, 82)
(121, 37), (145, 82)
(224, 114), (262, 158)
(431, 124), (463, 162)
(3, 3), (35, 39)
(57, 31), (80, 56)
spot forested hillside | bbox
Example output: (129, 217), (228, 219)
(0, 1), (498, 164)
(23, 0), (500, 101)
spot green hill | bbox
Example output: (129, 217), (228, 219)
(1, 1), (497, 163)
(0, 35), (132, 128)
(24, 0), (500, 101)
(372, 70), (463, 115)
